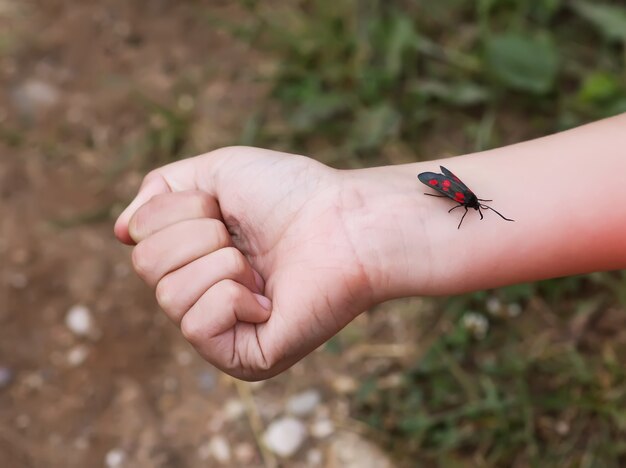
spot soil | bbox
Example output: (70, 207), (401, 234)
(0, 2), (420, 466)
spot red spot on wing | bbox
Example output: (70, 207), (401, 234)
(454, 192), (465, 202)
(443, 187), (449, 192)
(442, 179), (451, 187)
(428, 179), (438, 186)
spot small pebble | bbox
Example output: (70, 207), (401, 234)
(11, 79), (60, 119)
(462, 312), (489, 340)
(234, 443), (256, 464)
(507, 303), (523, 318)
(327, 431), (394, 468)
(555, 420), (570, 436)
(65, 305), (94, 337)
(23, 372), (44, 390)
(263, 417), (307, 458)
(331, 376), (358, 395)
(67, 345), (90, 367)
(209, 435), (231, 463)
(224, 399), (245, 420)
(306, 448), (323, 466)
(0, 366), (14, 390)
(163, 377), (178, 392)
(105, 448), (126, 468)
(196, 370), (216, 392)
(15, 414), (30, 429)
(176, 350), (192, 366)
(286, 389), (321, 416)
(311, 418), (334, 438)
(486, 297), (502, 316)
(74, 436), (90, 450)
(8, 272), (28, 288)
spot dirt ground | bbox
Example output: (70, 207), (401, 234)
(0, 2), (427, 467)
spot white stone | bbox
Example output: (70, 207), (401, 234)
(331, 376), (358, 394)
(310, 418), (334, 438)
(209, 435), (231, 463)
(0, 366), (14, 389)
(507, 303), (523, 317)
(306, 448), (323, 466)
(176, 350), (192, 366)
(67, 345), (90, 367)
(462, 312), (489, 340)
(286, 389), (321, 416)
(234, 443), (256, 464)
(326, 431), (393, 468)
(65, 305), (94, 337)
(224, 399), (245, 420)
(486, 297), (502, 316)
(263, 417), (307, 458)
(12, 79), (60, 119)
(105, 448), (126, 468)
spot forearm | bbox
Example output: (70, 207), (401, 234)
(345, 113), (626, 301)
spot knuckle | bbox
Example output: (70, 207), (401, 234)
(142, 170), (162, 186)
(131, 243), (152, 279)
(155, 277), (175, 311)
(180, 314), (203, 344)
(196, 192), (216, 217)
(219, 279), (243, 304)
(223, 247), (247, 276)
(210, 220), (230, 247)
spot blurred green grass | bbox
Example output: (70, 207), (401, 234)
(230, 0), (626, 164)
(219, 0), (626, 465)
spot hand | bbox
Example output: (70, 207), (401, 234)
(114, 147), (398, 380)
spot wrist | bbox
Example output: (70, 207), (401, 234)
(338, 164), (434, 304)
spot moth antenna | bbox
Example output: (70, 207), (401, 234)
(477, 198), (492, 202)
(480, 204), (514, 222)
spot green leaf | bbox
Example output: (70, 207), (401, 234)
(572, 1), (626, 42)
(578, 72), (621, 104)
(484, 33), (559, 94)
(418, 80), (491, 106)
(384, 14), (419, 79)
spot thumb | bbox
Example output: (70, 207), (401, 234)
(114, 172), (172, 245)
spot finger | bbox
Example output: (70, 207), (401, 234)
(114, 171), (173, 245)
(180, 279), (272, 364)
(132, 218), (231, 287)
(156, 247), (263, 325)
(128, 190), (221, 244)
(114, 152), (220, 245)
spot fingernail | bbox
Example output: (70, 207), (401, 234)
(253, 269), (265, 293)
(254, 293), (272, 311)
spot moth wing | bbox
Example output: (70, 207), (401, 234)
(418, 172), (458, 198)
(440, 166), (466, 187)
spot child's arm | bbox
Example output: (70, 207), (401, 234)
(347, 112), (626, 300)
(114, 113), (626, 380)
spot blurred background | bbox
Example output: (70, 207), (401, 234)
(1, 0), (626, 466)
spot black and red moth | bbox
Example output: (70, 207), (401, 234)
(418, 165), (514, 229)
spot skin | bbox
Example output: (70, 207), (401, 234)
(115, 113), (626, 381)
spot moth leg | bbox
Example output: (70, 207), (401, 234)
(457, 207), (469, 229)
(424, 193), (448, 197)
(478, 207), (484, 220)
(448, 204), (464, 213)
